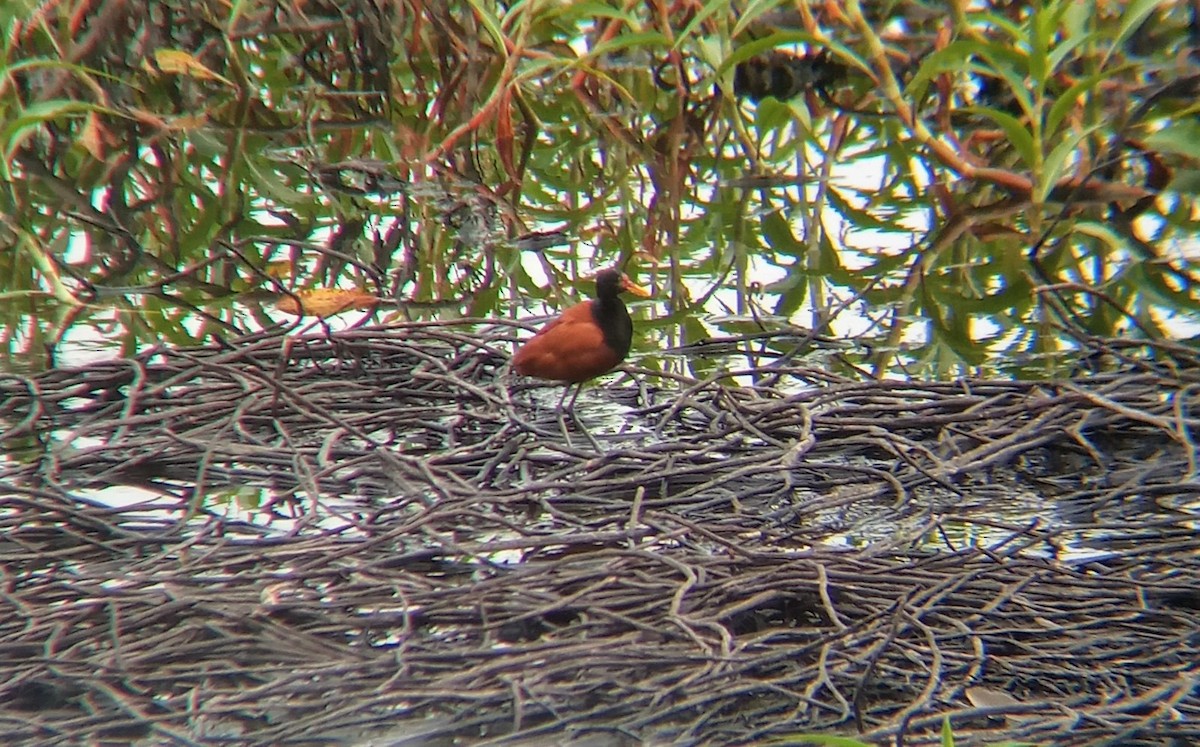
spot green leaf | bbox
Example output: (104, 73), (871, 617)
(1027, 5), (1052, 87)
(1144, 121), (1200, 161)
(1045, 68), (1121, 135)
(785, 97), (812, 135)
(754, 96), (793, 132)
(680, 315), (722, 380)
(962, 106), (1036, 170)
(1114, 0), (1170, 49)
(974, 43), (1034, 118)
(825, 186), (902, 232)
(1166, 167), (1200, 196)
(226, 0), (251, 29)
(589, 31), (671, 58)
(551, 2), (638, 24)
(245, 156), (310, 204)
(1061, 1), (1090, 42)
(765, 733), (875, 746)
(941, 714), (956, 746)
(715, 31), (869, 78)
(970, 275), (1031, 316)
(672, 0), (728, 50)
(1132, 261), (1200, 311)
(1046, 29), (1099, 77)
(760, 210), (802, 257)
(813, 229), (843, 276)
(1040, 126), (1102, 202)
(466, 0), (508, 58)
(730, 0), (790, 38)
(904, 40), (987, 97)
(717, 31), (819, 73)
(974, 11), (1024, 42)
(1, 99), (94, 163)
(771, 271), (808, 317)
(1075, 221), (1131, 255)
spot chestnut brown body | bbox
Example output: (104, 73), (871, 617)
(513, 269), (650, 404)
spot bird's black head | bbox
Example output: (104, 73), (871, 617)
(593, 268), (649, 300)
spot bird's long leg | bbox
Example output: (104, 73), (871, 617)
(562, 383), (603, 452)
(553, 383), (575, 445)
(565, 383), (584, 411)
(556, 383), (576, 411)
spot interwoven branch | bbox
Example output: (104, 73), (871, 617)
(1, 323), (1197, 745)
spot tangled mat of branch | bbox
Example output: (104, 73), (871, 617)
(1, 323), (1198, 746)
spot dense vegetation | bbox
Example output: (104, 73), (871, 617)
(2, 0), (1197, 378)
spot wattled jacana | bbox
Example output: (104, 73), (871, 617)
(513, 268), (651, 410)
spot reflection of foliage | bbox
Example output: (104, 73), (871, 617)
(1, 0), (1197, 377)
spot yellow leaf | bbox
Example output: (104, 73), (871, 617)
(124, 107), (208, 132)
(275, 288), (380, 318)
(78, 112), (110, 160)
(167, 114), (209, 131)
(152, 49), (233, 86)
(127, 107), (168, 130)
(263, 261), (295, 280)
